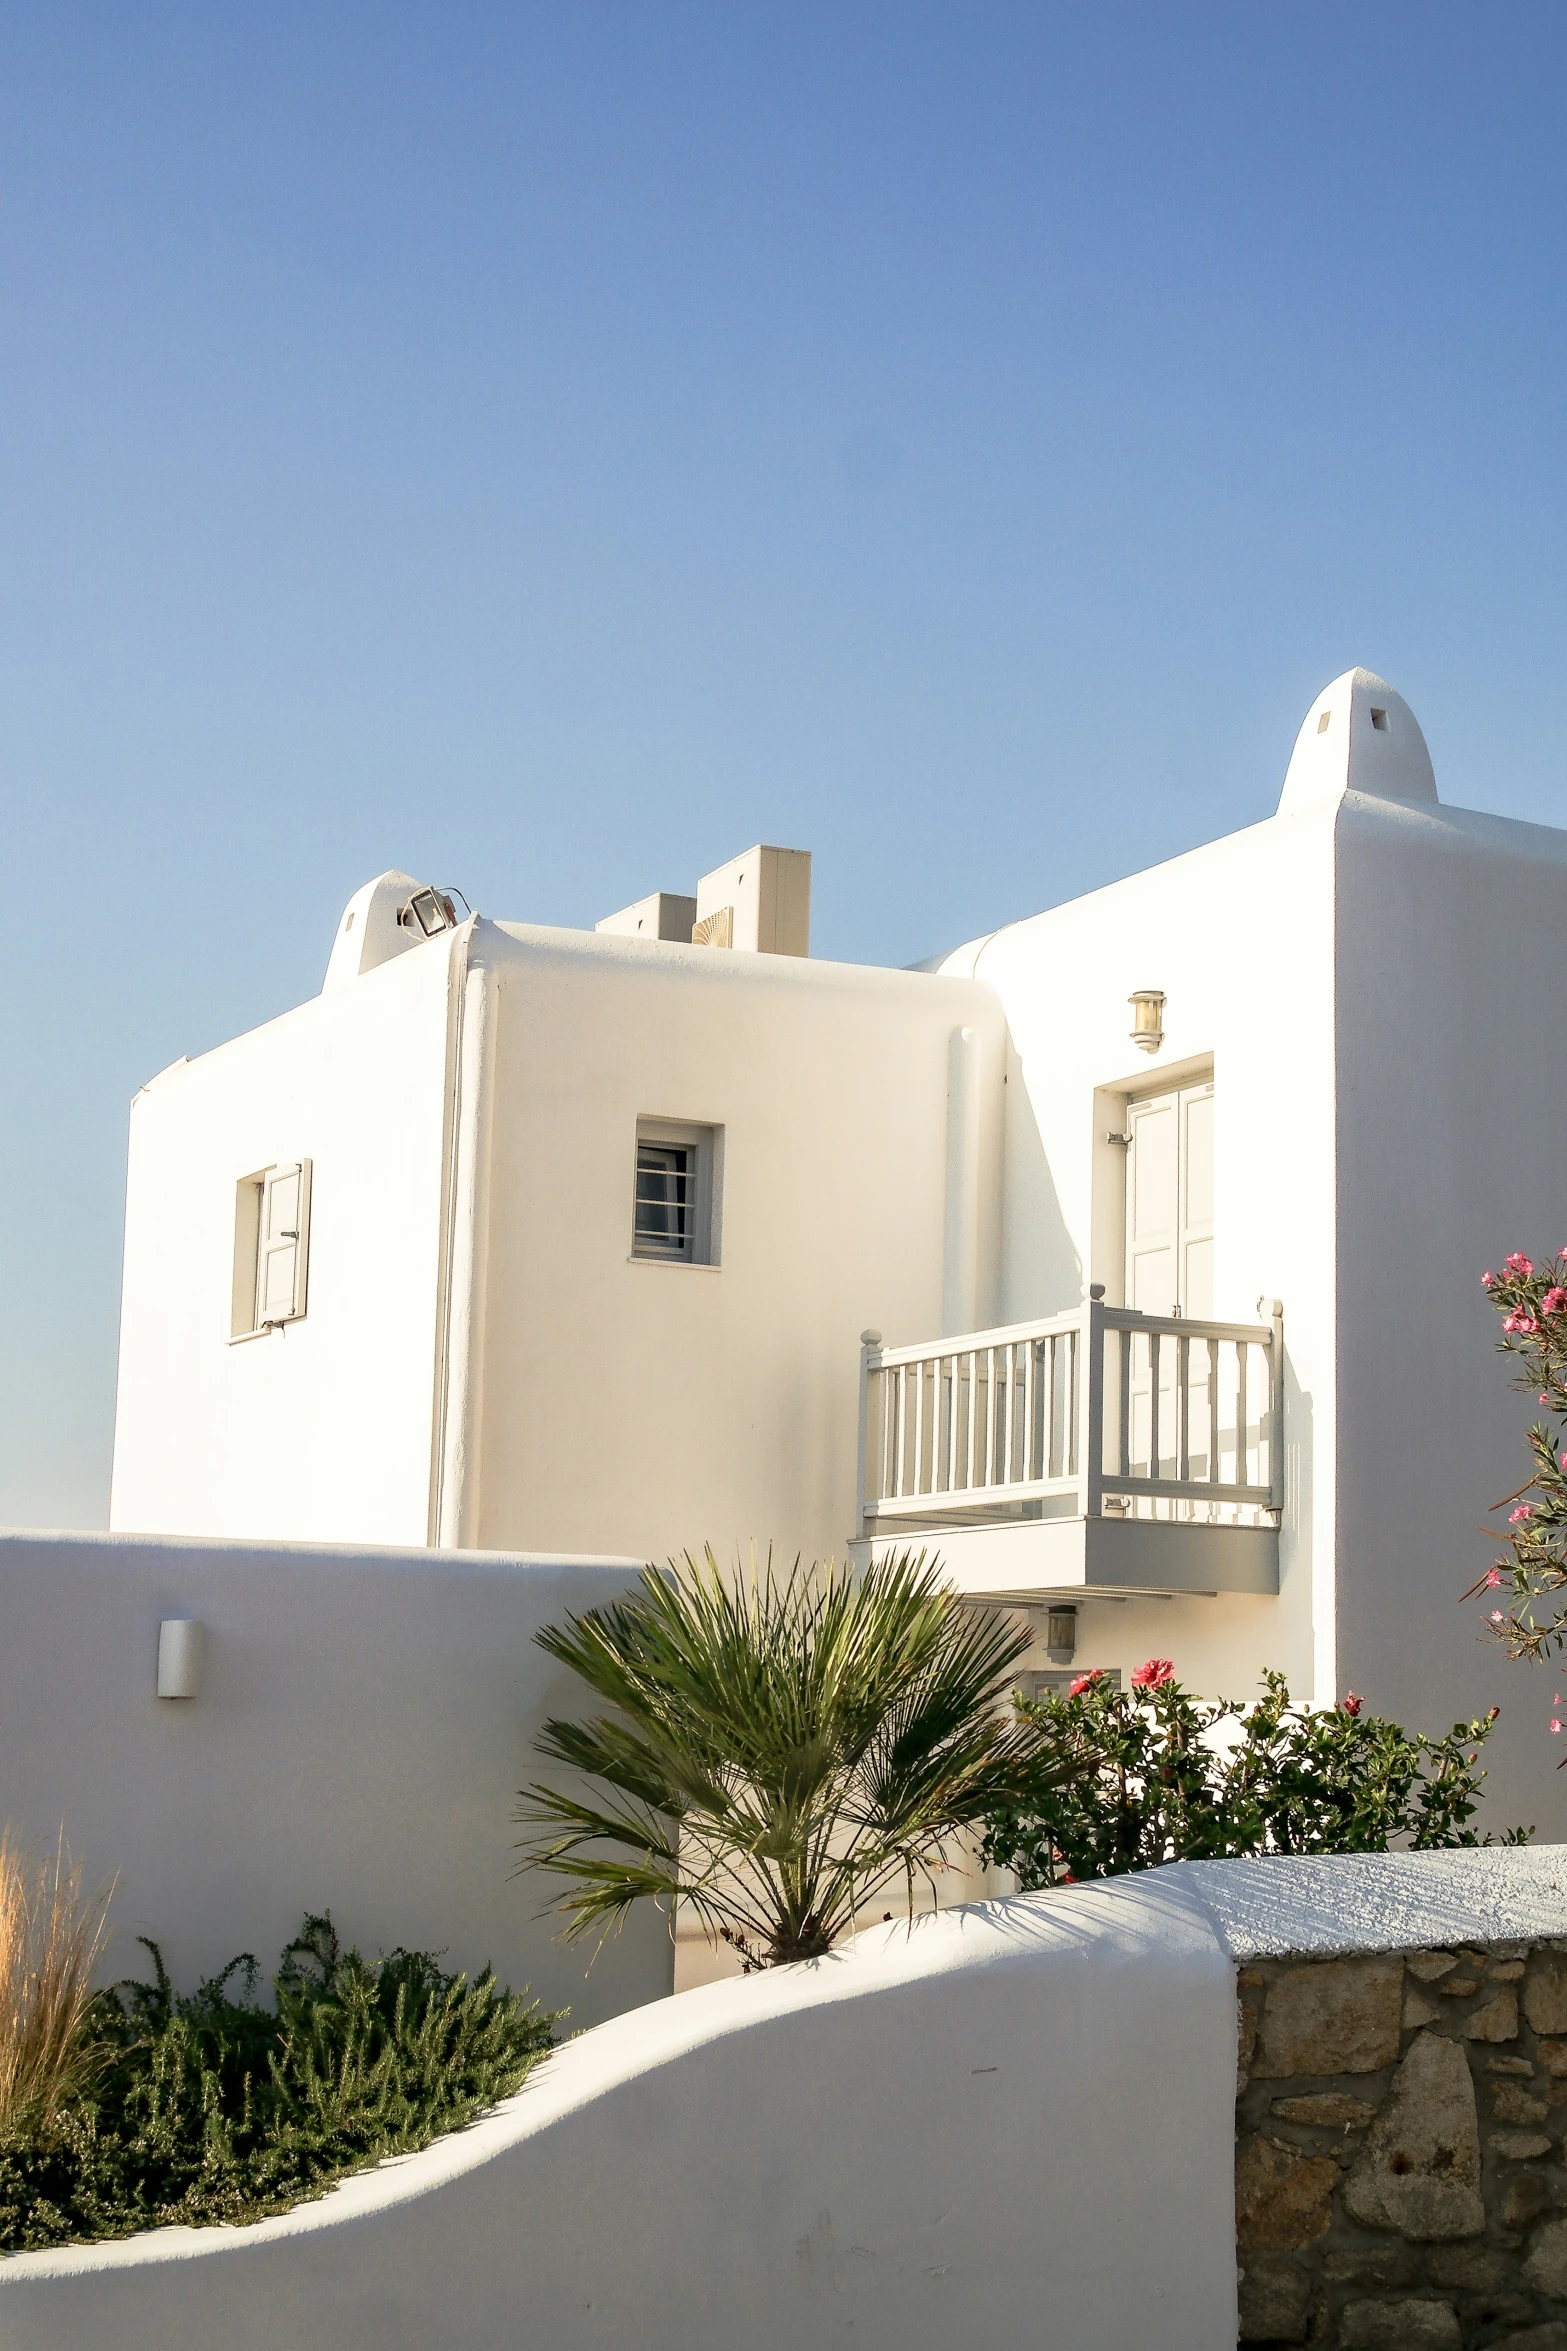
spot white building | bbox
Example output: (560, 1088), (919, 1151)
(108, 669), (1567, 1829)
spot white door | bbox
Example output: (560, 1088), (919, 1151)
(1125, 1079), (1213, 1316)
(1123, 1080), (1214, 1485)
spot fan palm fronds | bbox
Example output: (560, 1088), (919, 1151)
(517, 1547), (1068, 1967)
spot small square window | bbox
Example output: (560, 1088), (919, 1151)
(1316, 710), (1331, 734)
(1369, 707), (1389, 731)
(632, 1120), (720, 1265)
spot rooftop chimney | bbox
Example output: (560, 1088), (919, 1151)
(692, 845), (811, 957)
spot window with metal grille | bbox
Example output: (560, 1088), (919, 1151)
(631, 1119), (721, 1266)
(635, 1142), (693, 1259)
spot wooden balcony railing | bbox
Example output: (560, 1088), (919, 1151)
(856, 1295), (1283, 1540)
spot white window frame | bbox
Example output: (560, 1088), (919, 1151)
(230, 1159), (312, 1339)
(630, 1119), (721, 1268)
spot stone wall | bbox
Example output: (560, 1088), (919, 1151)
(1237, 1938), (1567, 2346)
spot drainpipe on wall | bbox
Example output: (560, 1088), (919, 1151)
(942, 1024), (981, 1338)
(430, 921), (498, 1550)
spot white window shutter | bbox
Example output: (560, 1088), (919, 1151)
(256, 1160), (311, 1325)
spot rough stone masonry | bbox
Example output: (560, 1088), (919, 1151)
(1237, 1938), (1567, 2347)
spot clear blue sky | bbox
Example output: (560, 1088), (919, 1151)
(3, 2), (1564, 1526)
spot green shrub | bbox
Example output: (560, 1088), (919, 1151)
(0, 1914), (555, 2253)
(980, 1665), (1526, 1890)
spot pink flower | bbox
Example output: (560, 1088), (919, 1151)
(1067, 1670), (1102, 1698)
(1505, 1313), (1540, 1335)
(1130, 1657), (1176, 1691)
(1544, 1288), (1567, 1316)
(1482, 1270), (1496, 1287)
(1486, 1569), (1505, 1587)
(1553, 1721), (1562, 1736)
(1507, 1253), (1536, 1276)
(1491, 1608), (1507, 1622)
(1512, 1505), (1536, 1523)
(1559, 1452), (1567, 1472)
(1340, 1692), (1363, 1716)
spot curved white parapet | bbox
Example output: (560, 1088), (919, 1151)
(0, 1872), (1240, 2350)
(7, 1848), (1567, 2351)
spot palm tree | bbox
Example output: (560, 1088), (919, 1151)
(516, 1546), (1065, 1968)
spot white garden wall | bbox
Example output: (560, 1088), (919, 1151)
(9, 1849), (1567, 2349)
(0, 1871), (1242, 2349)
(0, 1531), (670, 2027)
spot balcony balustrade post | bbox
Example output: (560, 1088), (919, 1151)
(856, 1330), (879, 1543)
(1268, 1299), (1286, 1517)
(1080, 1289), (1105, 1521)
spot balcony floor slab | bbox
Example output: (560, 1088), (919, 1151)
(856, 1514), (1278, 1599)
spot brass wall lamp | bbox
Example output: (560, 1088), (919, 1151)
(1129, 989), (1166, 1054)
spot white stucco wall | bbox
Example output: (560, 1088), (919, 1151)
(935, 797), (1340, 1713)
(110, 937), (457, 1547)
(1331, 793), (1567, 1839)
(0, 1872), (1241, 2351)
(11, 1848), (1567, 2350)
(470, 924), (1004, 1563)
(0, 1531), (670, 2029)
(926, 724), (1567, 1844)
(109, 915), (1004, 1572)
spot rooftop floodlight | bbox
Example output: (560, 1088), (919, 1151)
(1129, 988), (1166, 1054)
(400, 886), (466, 939)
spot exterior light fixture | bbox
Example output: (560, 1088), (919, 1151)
(399, 886), (467, 939)
(1129, 989), (1166, 1054)
(157, 1618), (204, 1700)
(1046, 1605), (1077, 1665)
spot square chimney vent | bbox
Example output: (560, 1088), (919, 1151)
(692, 906), (734, 949)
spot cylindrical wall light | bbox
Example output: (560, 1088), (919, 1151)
(1046, 1605), (1077, 1664)
(1129, 989), (1166, 1054)
(157, 1618), (204, 1700)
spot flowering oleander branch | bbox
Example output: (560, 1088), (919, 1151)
(1468, 1250), (1567, 1722)
(979, 1667), (1518, 1886)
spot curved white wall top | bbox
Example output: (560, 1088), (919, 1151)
(1277, 668), (1438, 816)
(322, 870), (436, 991)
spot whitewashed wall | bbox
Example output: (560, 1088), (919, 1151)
(1332, 793), (1567, 1838)
(109, 916), (1004, 1574)
(110, 940), (455, 1547)
(935, 797), (1341, 1719)
(0, 1531), (670, 2027)
(470, 925), (1005, 1564)
(11, 1848), (1567, 2351)
(0, 1871), (1242, 2351)
(933, 755), (1567, 1840)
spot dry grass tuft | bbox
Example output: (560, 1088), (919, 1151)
(0, 1832), (113, 2144)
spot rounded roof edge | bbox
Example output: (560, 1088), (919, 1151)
(1277, 668), (1438, 816)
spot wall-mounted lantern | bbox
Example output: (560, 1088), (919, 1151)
(1129, 989), (1166, 1054)
(157, 1618), (204, 1700)
(1046, 1605), (1077, 1665)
